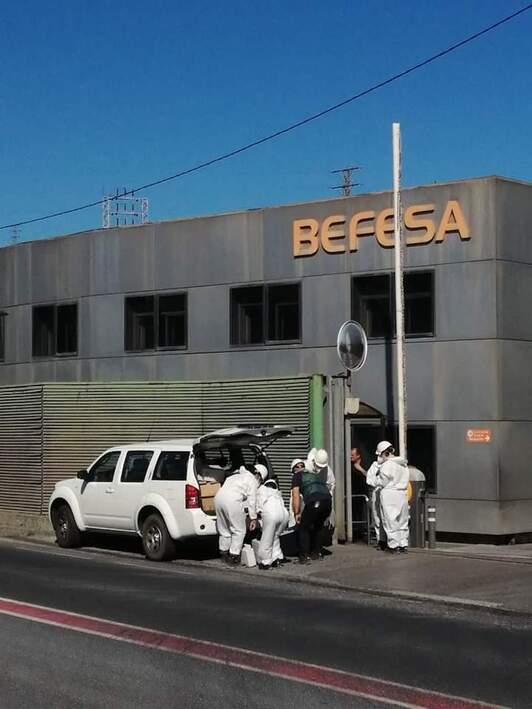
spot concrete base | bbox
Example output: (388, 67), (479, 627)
(0, 511), (53, 539)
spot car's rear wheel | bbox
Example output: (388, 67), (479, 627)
(141, 513), (175, 561)
(52, 504), (82, 548)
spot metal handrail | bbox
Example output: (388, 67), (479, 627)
(351, 493), (371, 545)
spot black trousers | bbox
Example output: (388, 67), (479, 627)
(298, 497), (332, 556)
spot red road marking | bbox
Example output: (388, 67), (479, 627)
(0, 595), (502, 709)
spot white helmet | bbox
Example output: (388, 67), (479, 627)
(254, 463), (268, 481)
(314, 449), (329, 469)
(291, 458), (305, 471)
(375, 440), (394, 456)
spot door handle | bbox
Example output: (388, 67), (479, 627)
(105, 487), (114, 494)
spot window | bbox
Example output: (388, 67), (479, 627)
(352, 275), (391, 339)
(352, 272), (434, 339)
(406, 426), (437, 494)
(89, 451), (121, 483)
(0, 313), (6, 361)
(121, 451), (154, 483)
(125, 293), (187, 351)
(33, 303), (78, 357)
(153, 451), (190, 481)
(230, 283), (300, 345)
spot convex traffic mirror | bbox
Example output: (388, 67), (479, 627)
(336, 320), (368, 372)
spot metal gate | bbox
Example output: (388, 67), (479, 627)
(0, 377), (313, 515)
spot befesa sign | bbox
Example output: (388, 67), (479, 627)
(293, 200), (470, 258)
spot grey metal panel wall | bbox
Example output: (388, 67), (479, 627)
(0, 385), (43, 514)
(40, 377), (311, 509)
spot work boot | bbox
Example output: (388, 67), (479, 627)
(386, 546), (399, 555)
(376, 541), (387, 551)
(228, 553), (241, 565)
(310, 551), (322, 561)
(399, 547), (408, 554)
(298, 555), (312, 565)
(258, 563), (272, 571)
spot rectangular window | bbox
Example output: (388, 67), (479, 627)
(89, 451), (121, 483)
(404, 272), (434, 337)
(352, 275), (392, 339)
(33, 303), (78, 357)
(121, 450), (154, 483)
(231, 286), (263, 345)
(352, 272), (434, 339)
(153, 451), (190, 481)
(230, 283), (301, 345)
(125, 293), (187, 352)
(158, 294), (187, 348)
(267, 284), (300, 342)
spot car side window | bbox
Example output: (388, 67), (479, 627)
(121, 451), (153, 483)
(152, 451), (189, 481)
(89, 451), (121, 483)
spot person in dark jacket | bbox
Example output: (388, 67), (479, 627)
(291, 449), (332, 564)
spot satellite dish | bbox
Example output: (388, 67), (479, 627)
(337, 320), (368, 372)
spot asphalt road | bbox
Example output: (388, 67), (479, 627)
(1, 538), (531, 708)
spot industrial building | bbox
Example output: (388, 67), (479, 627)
(0, 175), (530, 539)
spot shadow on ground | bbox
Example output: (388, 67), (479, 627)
(82, 532), (220, 561)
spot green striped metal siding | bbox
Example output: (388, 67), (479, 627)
(39, 377), (311, 511)
(0, 385), (43, 514)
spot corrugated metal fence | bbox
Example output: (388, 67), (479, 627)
(0, 377), (312, 515)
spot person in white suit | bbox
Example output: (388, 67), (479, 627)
(255, 464), (289, 570)
(374, 441), (409, 554)
(214, 465), (259, 564)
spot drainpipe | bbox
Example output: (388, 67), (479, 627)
(310, 374), (324, 449)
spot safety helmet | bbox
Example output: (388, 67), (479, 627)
(375, 440), (394, 456)
(314, 449), (329, 469)
(307, 447), (317, 462)
(254, 463), (268, 481)
(291, 458), (305, 471)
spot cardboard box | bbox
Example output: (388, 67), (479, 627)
(200, 481), (220, 514)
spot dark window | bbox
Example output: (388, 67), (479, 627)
(0, 313), (6, 361)
(153, 451), (190, 481)
(158, 294), (187, 348)
(125, 293), (187, 351)
(125, 296), (155, 351)
(231, 283), (301, 345)
(406, 426), (437, 494)
(267, 284), (300, 342)
(121, 451), (153, 483)
(352, 275), (391, 339)
(352, 272), (434, 339)
(89, 451), (121, 483)
(56, 304), (78, 354)
(33, 303), (78, 357)
(404, 272), (434, 337)
(231, 286), (263, 345)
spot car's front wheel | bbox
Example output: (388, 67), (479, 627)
(52, 503), (82, 548)
(141, 513), (175, 562)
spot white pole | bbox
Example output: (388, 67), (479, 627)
(393, 123), (407, 459)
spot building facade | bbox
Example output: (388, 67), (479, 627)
(0, 175), (531, 537)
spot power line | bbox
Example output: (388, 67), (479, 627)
(2, 3), (531, 232)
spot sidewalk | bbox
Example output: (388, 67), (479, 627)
(194, 539), (532, 616)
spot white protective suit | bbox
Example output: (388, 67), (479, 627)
(365, 461), (383, 543)
(377, 456), (409, 549)
(214, 466), (258, 556)
(257, 480), (289, 566)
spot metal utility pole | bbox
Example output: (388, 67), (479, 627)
(102, 189), (149, 229)
(393, 123), (407, 459)
(331, 166), (361, 196)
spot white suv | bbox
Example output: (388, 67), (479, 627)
(48, 426), (292, 561)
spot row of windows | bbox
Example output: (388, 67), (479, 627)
(22, 272), (434, 358)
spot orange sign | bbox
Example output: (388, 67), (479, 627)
(293, 200), (470, 257)
(466, 429), (492, 443)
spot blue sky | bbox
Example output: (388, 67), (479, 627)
(1, 0), (531, 243)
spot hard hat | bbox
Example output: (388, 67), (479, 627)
(307, 447), (317, 462)
(254, 463), (268, 481)
(375, 440), (394, 455)
(314, 449), (329, 469)
(291, 458), (305, 471)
